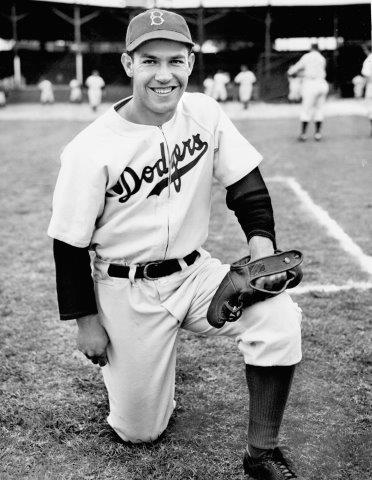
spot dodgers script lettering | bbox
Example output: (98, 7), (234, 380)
(106, 133), (208, 203)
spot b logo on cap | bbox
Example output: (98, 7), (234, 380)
(150, 10), (164, 26)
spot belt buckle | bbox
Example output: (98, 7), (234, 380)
(143, 261), (161, 280)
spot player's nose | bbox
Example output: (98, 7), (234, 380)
(154, 64), (173, 83)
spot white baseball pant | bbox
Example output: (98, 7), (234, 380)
(40, 91), (54, 104)
(93, 249), (302, 443)
(300, 79), (329, 122)
(70, 88), (82, 102)
(239, 85), (253, 103)
(88, 89), (102, 108)
(212, 86), (228, 102)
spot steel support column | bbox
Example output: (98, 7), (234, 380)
(264, 5), (272, 80)
(197, 7), (205, 88)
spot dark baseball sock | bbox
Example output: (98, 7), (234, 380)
(315, 121), (322, 133)
(245, 364), (296, 458)
(301, 121), (308, 134)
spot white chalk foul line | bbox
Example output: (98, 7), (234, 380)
(268, 176), (372, 277)
(290, 281), (372, 295)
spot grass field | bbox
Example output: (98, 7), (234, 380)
(0, 110), (371, 480)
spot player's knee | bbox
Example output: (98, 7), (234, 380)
(237, 293), (302, 366)
(107, 413), (169, 444)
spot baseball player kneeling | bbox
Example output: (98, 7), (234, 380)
(48, 9), (303, 480)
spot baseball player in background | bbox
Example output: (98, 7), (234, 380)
(38, 77), (55, 104)
(69, 78), (83, 103)
(351, 74), (365, 99)
(212, 69), (230, 102)
(85, 70), (105, 111)
(48, 9), (302, 480)
(287, 73), (302, 103)
(288, 43), (328, 141)
(361, 48), (372, 136)
(0, 82), (6, 107)
(203, 74), (214, 96)
(234, 65), (256, 110)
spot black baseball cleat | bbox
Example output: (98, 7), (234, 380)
(243, 447), (298, 479)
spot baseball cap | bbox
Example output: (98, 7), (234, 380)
(126, 9), (194, 52)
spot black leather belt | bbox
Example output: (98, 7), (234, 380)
(107, 250), (200, 280)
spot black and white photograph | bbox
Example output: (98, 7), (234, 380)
(0, 1), (371, 478)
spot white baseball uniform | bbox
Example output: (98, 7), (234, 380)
(85, 74), (105, 109)
(288, 50), (328, 122)
(212, 72), (230, 101)
(362, 53), (372, 119)
(203, 77), (214, 97)
(69, 79), (82, 102)
(38, 80), (54, 104)
(287, 76), (302, 102)
(352, 75), (365, 99)
(234, 70), (256, 103)
(48, 92), (302, 443)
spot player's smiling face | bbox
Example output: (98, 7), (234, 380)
(121, 40), (195, 125)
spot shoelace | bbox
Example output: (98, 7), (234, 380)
(270, 458), (297, 479)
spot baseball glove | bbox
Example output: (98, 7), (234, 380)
(207, 250), (303, 329)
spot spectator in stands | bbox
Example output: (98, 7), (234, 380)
(85, 70), (105, 112)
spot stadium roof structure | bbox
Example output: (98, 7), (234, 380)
(31, 0), (372, 6)
(2, 0), (370, 88)
(3, 0), (370, 45)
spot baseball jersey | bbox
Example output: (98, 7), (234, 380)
(48, 92), (262, 264)
(203, 78), (214, 96)
(362, 53), (372, 97)
(234, 71), (256, 86)
(38, 80), (53, 94)
(69, 79), (81, 89)
(362, 54), (372, 79)
(213, 72), (230, 87)
(85, 75), (105, 91)
(288, 51), (326, 80)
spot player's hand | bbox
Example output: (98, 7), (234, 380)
(76, 314), (109, 367)
(253, 271), (288, 291)
(248, 236), (288, 291)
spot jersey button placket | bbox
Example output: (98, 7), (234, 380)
(158, 125), (172, 260)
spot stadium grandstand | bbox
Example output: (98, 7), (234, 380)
(0, 0), (371, 101)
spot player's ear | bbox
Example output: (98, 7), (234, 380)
(187, 51), (195, 75)
(121, 52), (134, 78)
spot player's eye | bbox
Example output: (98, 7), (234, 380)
(143, 59), (156, 64)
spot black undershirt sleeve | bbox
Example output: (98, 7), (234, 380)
(225, 167), (277, 249)
(53, 239), (98, 320)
